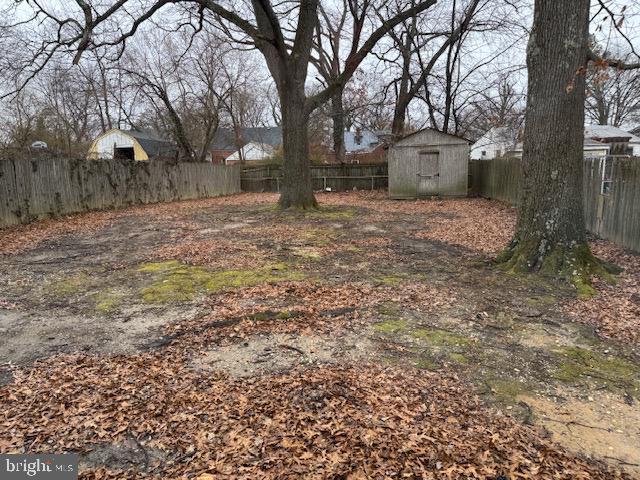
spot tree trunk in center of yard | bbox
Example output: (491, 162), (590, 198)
(278, 85), (318, 209)
(498, 0), (611, 295)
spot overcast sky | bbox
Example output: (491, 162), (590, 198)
(1, 0), (639, 131)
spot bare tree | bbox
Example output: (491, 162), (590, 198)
(216, 52), (271, 164)
(39, 65), (95, 156)
(457, 74), (525, 142)
(119, 30), (239, 162)
(0, 91), (41, 150)
(376, 0), (485, 136)
(585, 56), (640, 126)
(3, 0), (439, 208)
(312, 1), (351, 163)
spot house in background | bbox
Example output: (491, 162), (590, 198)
(87, 128), (177, 161)
(225, 142), (276, 165)
(388, 128), (470, 199)
(506, 138), (611, 159)
(473, 124), (640, 160)
(209, 127), (282, 164)
(470, 126), (519, 160)
(341, 128), (388, 164)
(584, 124), (640, 156)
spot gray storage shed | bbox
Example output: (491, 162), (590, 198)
(388, 128), (470, 199)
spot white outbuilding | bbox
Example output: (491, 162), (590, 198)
(87, 128), (177, 161)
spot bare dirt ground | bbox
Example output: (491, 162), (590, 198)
(1, 191), (639, 479)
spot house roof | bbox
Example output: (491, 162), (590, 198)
(584, 124), (640, 143)
(210, 127), (282, 151)
(344, 129), (382, 153)
(127, 128), (178, 157)
(471, 126), (517, 148)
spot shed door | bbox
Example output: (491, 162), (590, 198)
(416, 151), (439, 197)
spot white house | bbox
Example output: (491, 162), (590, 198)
(470, 127), (518, 160)
(506, 138), (611, 159)
(473, 123), (640, 160)
(584, 124), (640, 156)
(225, 142), (275, 164)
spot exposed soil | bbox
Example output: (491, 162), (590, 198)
(1, 191), (639, 478)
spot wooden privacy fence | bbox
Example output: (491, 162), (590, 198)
(470, 157), (640, 252)
(241, 164), (388, 192)
(0, 157), (240, 228)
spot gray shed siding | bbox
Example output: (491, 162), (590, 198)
(388, 129), (469, 199)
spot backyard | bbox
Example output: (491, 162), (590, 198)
(0, 191), (639, 479)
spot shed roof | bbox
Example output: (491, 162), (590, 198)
(395, 127), (470, 145)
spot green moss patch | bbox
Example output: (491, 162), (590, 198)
(376, 302), (402, 317)
(303, 228), (338, 246)
(374, 274), (405, 286)
(305, 207), (355, 220)
(291, 247), (322, 260)
(93, 290), (122, 314)
(138, 261), (305, 303)
(373, 315), (475, 349)
(448, 353), (469, 364)
(552, 346), (640, 396)
(373, 318), (409, 334)
(483, 378), (530, 404)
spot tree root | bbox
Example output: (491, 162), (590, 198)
(277, 196), (319, 210)
(497, 240), (617, 298)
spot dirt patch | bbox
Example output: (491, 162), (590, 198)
(1, 192), (639, 477)
(79, 438), (171, 474)
(521, 391), (640, 474)
(194, 332), (376, 378)
(0, 304), (201, 364)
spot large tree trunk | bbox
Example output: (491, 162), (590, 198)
(391, 58), (411, 137)
(391, 94), (408, 138)
(498, 0), (610, 295)
(331, 87), (346, 164)
(278, 85), (317, 209)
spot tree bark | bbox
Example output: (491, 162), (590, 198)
(391, 71), (410, 136)
(278, 84), (317, 209)
(331, 86), (346, 164)
(498, 0), (611, 295)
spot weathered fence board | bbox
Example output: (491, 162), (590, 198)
(470, 157), (640, 252)
(241, 164), (388, 192)
(0, 158), (240, 228)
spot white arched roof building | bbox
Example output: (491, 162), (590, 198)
(87, 128), (177, 161)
